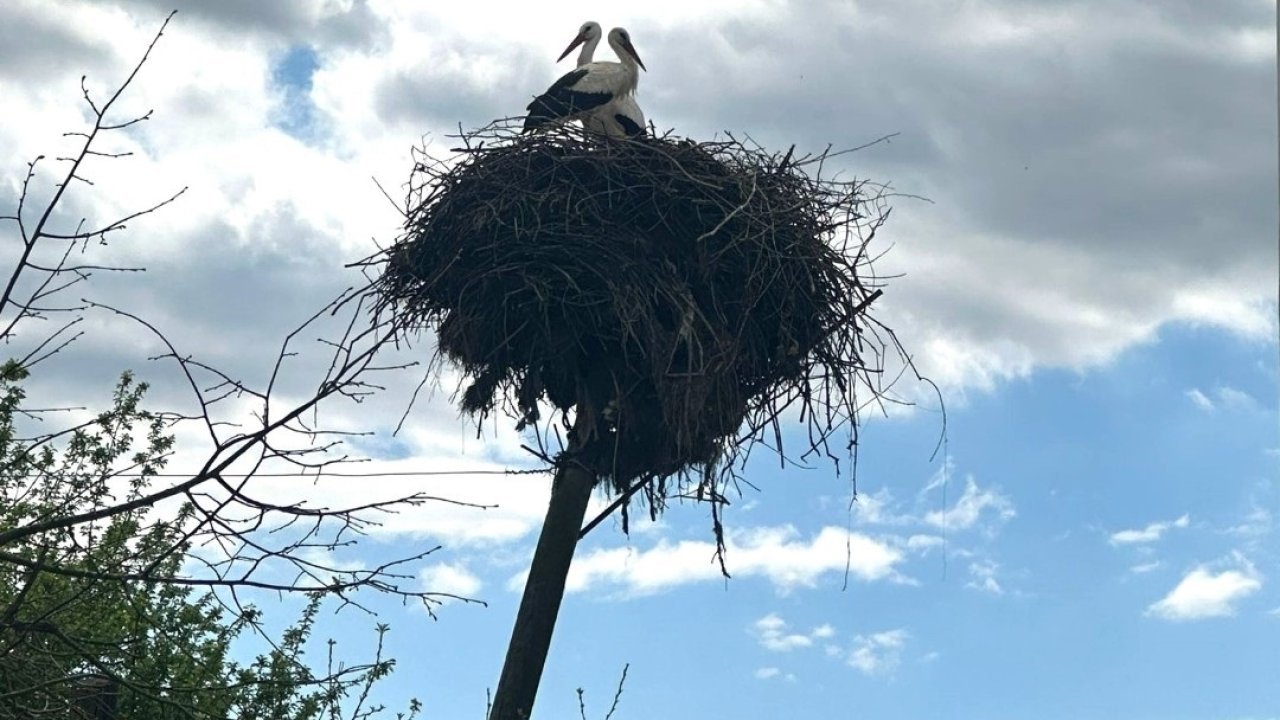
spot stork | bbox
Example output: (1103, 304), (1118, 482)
(523, 26), (646, 134)
(558, 23), (647, 138)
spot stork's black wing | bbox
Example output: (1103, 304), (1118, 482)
(613, 113), (645, 137)
(523, 68), (613, 132)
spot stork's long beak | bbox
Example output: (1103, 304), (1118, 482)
(622, 38), (647, 71)
(556, 32), (587, 62)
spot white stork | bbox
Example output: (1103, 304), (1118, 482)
(559, 23), (647, 138)
(523, 26), (646, 134)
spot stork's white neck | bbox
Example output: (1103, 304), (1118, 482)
(606, 35), (640, 94)
(608, 37), (639, 71)
(577, 34), (599, 66)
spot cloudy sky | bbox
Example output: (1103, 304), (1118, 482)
(1, 1), (1277, 718)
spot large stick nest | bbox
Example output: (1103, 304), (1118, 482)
(375, 123), (900, 507)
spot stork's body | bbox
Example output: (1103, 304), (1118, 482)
(524, 26), (646, 135)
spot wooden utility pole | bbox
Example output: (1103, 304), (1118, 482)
(489, 450), (598, 719)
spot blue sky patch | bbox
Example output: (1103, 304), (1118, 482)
(271, 44), (321, 139)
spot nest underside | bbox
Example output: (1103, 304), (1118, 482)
(377, 124), (888, 497)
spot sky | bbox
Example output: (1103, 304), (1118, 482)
(0, 1), (1277, 718)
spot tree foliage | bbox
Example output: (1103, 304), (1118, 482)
(0, 369), (417, 719)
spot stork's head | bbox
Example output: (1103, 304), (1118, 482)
(557, 21), (602, 62)
(608, 27), (646, 71)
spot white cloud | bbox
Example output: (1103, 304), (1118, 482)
(1110, 514), (1190, 546)
(754, 667), (781, 680)
(1130, 561), (1162, 574)
(906, 534), (945, 552)
(547, 526), (904, 597)
(753, 614), (814, 652)
(419, 561), (483, 598)
(922, 477), (1015, 531)
(916, 466), (1016, 538)
(1170, 291), (1277, 340)
(1214, 386), (1258, 410)
(846, 629), (909, 676)
(852, 489), (916, 526)
(818, 623), (919, 675)
(1185, 386), (1260, 413)
(1227, 508), (1272, 538)
(1147, 557), (1262, 621)
(751, 614), (840, 652)
(966, 559), (1004, 596)
(1185, 388), (1214, 411)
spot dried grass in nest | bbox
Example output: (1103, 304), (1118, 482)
(374, 122), (902, 518)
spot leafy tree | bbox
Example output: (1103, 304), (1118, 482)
(0, 368), (416, 719)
